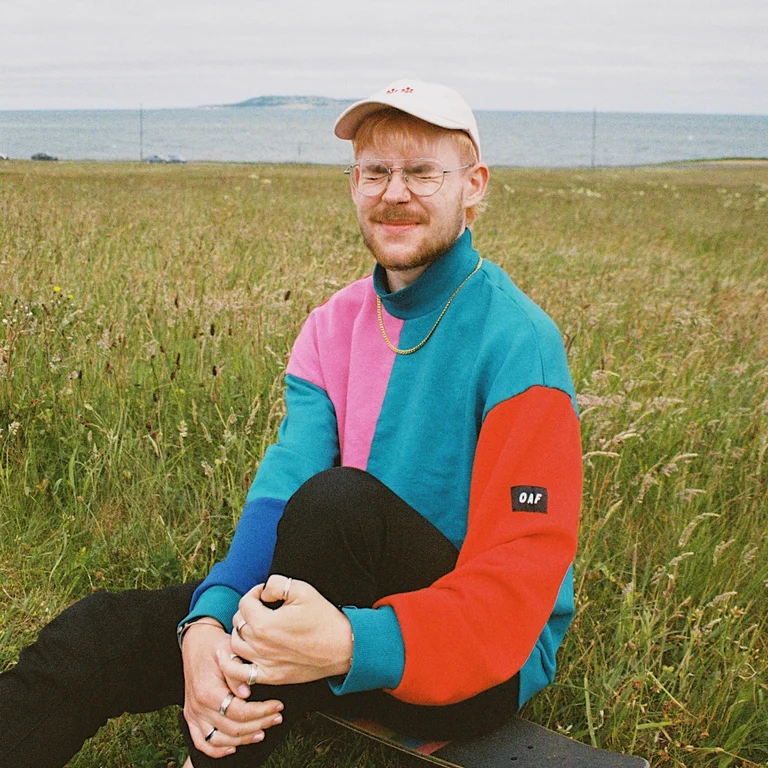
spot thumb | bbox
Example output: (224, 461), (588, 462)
(243, 583), (265, 602)
(261, 574), (296, 605)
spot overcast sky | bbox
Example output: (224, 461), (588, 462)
(1, 0), (766, 114)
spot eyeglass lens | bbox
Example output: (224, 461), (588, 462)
(352, 160), (446, 196)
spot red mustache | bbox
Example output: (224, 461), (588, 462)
(373, 210), (425, 225)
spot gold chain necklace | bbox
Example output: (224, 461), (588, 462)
(376, 257), (483, 355)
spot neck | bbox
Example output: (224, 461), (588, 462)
(384, 264), (429, 292)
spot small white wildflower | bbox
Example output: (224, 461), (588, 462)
(201, 461), (214, 478)
(7, 421), (20, 436)
(178, 420), (188, 439)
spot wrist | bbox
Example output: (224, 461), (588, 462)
(331, 615), (354, 677)
(177, 617), (225, 649)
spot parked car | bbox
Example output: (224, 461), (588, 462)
(166, 154), (186, 164)
(0, 153), (8, 161)
(31, 152), (58, 161)
(143, 154), (166, 164)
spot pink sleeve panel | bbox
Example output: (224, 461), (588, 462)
(286, 277), (402, 470)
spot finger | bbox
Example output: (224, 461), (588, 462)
(220, 651), (260, 685)
(191, 693), (284, 740)
(218, 650), (276, 696)
(192, 718), (267, 751)
(216, 649), (252, 698)
(219, 699), (283, 745)
(238, 592), (275, 629)
(224, 696), (285, 727)
(229, 623), (262, 663)
(242, 583), (266, 602)
(186, 717), (237, 759)
(261, 574), (298, 604)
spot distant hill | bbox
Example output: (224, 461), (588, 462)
(212, 95), (357, 110)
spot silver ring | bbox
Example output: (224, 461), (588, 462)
(219, 692), (235, 716)
(204, 727), (217, 743)
(281, 577), (293, 602)
(247, 662), (259, 686)
(234, 618), (247, 638)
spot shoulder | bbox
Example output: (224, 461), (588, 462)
(288, 275), (373, 375)
(477, 260), (562, 342)
(469, 259), (576, 409)
(296, 275), (373, 337)
(312, 275), (373, 318)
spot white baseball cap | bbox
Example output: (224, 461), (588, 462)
(334, 79), (481, 159)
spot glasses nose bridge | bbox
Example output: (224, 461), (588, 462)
(381, 164), (411, 197)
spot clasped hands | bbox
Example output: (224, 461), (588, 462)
(182, 575), (353, 758)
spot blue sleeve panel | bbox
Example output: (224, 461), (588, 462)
(184, 373), (340, 628)
(328, 605), (405, 695)
(187, 496), (286, 616)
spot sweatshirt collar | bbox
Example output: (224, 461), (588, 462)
(372, 229), (480, 320)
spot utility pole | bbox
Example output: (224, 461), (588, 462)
(591, 107), (597, 169)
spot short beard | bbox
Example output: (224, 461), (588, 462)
(359, 201), (465, 274)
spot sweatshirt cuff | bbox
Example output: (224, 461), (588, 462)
(179, 585), (242, 634)
(328, 606), (405, 695)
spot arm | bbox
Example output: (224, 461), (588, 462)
(183, 313), (341, 631)
(180, 315), (340, 753)
(372, 385), (581, 705)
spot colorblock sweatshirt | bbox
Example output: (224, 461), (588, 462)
(184, 228), (582, 708)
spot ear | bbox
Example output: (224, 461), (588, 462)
(462, 163), (489, 210)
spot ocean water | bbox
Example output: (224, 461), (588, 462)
(0, 107), (766, 167)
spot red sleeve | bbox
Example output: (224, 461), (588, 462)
(375, 385), (582, 705)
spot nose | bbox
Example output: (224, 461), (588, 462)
(380, 168), (411, 203)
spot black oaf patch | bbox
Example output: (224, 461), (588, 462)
(511, 486), (548, 513)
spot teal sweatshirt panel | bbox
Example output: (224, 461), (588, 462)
(184, 586), (242, 633)
(183, 374), (340, 629)
(328, 606), (405, 695)
(519, 565), (575, 704)
(353, 230), (577, 704)
(246, 374), (340, 503)
(367, 230), (576, 547)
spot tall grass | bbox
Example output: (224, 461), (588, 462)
(1, 161), (766, 767)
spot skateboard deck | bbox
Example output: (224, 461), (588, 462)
(321, 712), (650, 768)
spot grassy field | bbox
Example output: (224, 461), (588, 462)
(1, 160), (766, 767)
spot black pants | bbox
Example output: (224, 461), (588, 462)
(0, 468), (518, 768)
